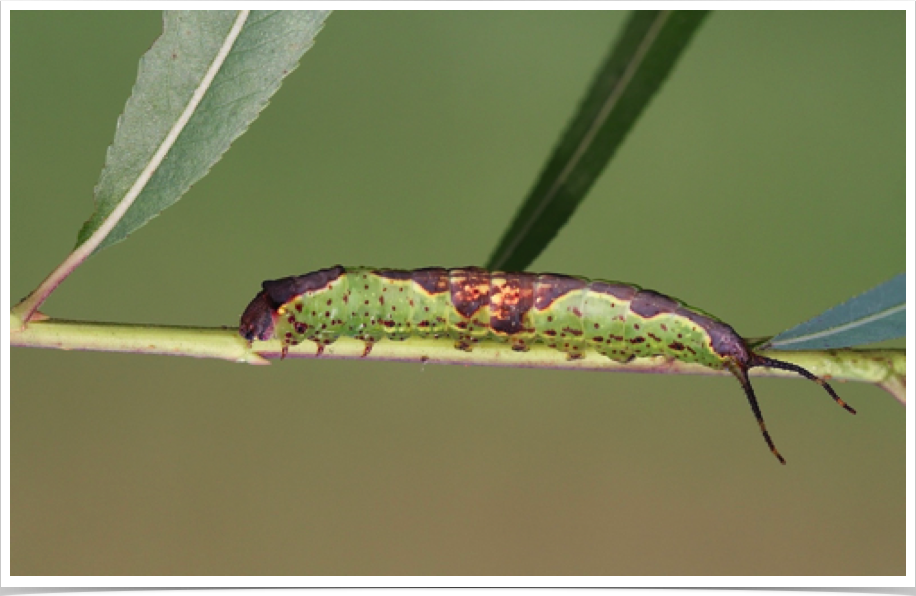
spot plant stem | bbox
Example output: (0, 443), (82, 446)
(10, 315), (906, 402)
(10, 12), (251, 326)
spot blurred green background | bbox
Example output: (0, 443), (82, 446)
(11, 11), (904, 575)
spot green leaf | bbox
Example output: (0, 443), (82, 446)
(77, 10), (330, 253)
(764, 274), (906, 351)
(487, 10), (709, 272)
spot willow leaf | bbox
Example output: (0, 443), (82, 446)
(765, 274), (906, 351)
(487, 10), (708, 271)
(77, 10), (330, 253)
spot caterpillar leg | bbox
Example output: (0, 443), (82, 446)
(510, 339), (530, 352)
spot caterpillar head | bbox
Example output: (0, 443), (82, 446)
(239, 290), (279, 342)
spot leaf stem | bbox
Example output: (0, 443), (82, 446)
(11, 10), (250, 327)
(10, 315), (905, 402)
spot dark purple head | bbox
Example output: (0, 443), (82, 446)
(239, 290), (279, 342)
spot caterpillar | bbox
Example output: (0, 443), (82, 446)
(239, 265), (855, 463)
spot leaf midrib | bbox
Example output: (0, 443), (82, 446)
(489, 10), (671, 270)
(771, 303), (906, 348)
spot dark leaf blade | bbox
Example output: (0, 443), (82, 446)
(487, 10), (709, 272)
(765, 274), (906, 351)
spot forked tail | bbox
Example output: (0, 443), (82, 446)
(729, 355), (856, 465)
(750, 354), (856, 414)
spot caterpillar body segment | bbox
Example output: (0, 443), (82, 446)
(239, 265), (855, 463)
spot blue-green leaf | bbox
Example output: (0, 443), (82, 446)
(77, 10), (330, 253)
(765, 274), (905, 350)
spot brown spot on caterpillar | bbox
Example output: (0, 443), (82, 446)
(648, 333), (661, 342)
(489, 272), (534, 335)
(630, 337), (646, 344)
(534, 274), (587, 310)
(631, 289), (678, 318)
(261, 265), (345, 305)
(669, 342), (685, 351)
(376, 269), (412, 281)
(593, 336), (604, 342)
(450, 267), (490, 318)
(412, 267), (449, 295)
(588, 281), (637, 302)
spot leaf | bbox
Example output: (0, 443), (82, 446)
(764, 274), (906, 351)
(486, 10), (709, 272)
(76, 10), (330, 253)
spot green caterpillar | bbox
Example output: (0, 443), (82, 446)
(239, 265), (855, 463)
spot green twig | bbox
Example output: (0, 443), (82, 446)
(10, 315), (905, 403)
